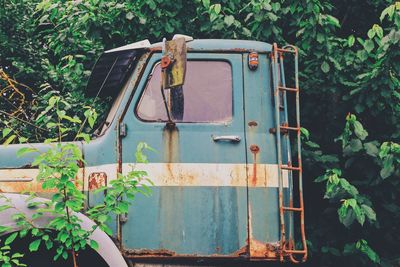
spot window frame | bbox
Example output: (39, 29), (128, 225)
(134, 58), (234, 124)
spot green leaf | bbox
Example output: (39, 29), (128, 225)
(353, 121), (368, 140)
(202, 0), (210, 8)
(314, 175), (328, 182)
(224, 15), (235, 26)
(357, 239), (380, 263)
(3, 134), (16, 146)
(88, 117), (95, 128)
(16, 147), (38, 158)
(76, 133), (90, 143)
(29, 239), (41, 252)
(300, 127), (310, 139)
(321, 61), (330, 73)
(363, 142), (378, 157)
(325, 14), (340, 27)
(348, 35), (355, 47)
(11, 252), (24, 258)
(363, 40), (374, 53)
(0, 204), (12, 212)
(361, 204), (376, 222)
(100, 224), (113, 236)
(5, 232), (18, 245)
(349, 139), (363, 152)
(118, 202), (129, 213)
(354, 206), (365, 225)
(373, 24), (383, 38)
(45, 239), (53, 250)
(62, 250), (68, 260)
(90, 240), (99, 250)
(2, 128), (12, 138)
(380, 157), (394, 179)
(126, 12), (134, 20)
(214, 4), (221, 14)
(367, 29), (375, 39)
(380, 4), (395, 21)
(18, 137), (28, 143)
(341, 208), (356, 228)
(97, 214), (109, 224)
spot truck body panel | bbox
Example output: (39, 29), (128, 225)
(0, 39), (305, 263)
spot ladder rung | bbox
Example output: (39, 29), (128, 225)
(283, 207), (302, 212)
(279, 125), (300, 131)
(281, 165), (301, 171)
(278, 86), (298, 92)
(284, 249), (307, 254)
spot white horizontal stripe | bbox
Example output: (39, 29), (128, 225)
(0, 163), (289, 192)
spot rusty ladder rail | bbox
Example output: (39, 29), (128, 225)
(271, 43), (307, 263)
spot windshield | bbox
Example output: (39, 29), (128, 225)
(86, 49), (142, 98)
(86, 49), (143, 136)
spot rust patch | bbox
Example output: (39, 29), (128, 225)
(123, 248), (176, 257)
(247, 203), (279, 260)
(230, 245), (248, 257)
(88, 172), (107, 190)
(163, 123), (179, 163)
(249, 145), (260, 187)
(249, 238), (279, 259)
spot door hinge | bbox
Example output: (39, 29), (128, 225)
(119, 123), (127, 137)
(120, 213), (128, 223)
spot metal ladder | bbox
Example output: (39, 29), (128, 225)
(271, 43), (307, 263)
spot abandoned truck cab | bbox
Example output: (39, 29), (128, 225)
(0, 36), (307, 264)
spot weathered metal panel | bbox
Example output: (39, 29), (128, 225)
(122, 186), (248, 256)
(119, 52), (249, 257)
(243, 53), (291, 259)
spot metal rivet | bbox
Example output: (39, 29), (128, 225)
(250, 145), (260, 153)
(248, 121), (258, 127)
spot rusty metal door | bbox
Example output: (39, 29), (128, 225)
(243, 52), (282, 260)
(119, 52), (249, 259)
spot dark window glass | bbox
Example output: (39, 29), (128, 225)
(137, 61), (232, 123)
(86, 50), (140, 98)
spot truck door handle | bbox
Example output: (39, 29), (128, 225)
(212, 135), (241, 143)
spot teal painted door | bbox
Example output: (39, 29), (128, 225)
(120, 53), (249, 257)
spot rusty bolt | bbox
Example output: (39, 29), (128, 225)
(248, 121), (258, 127)
(250, 145), (260, 153)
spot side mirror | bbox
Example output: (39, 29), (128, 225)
(161, 37), (187, 89)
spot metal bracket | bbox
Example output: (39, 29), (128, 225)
(120, 213), (128, 223)
(119, 123), (127, 137)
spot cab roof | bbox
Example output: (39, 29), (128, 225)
(106, 37), (272, 54)
(151, 39), (272, 53)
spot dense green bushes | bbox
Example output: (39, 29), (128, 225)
(0, 1), (399, 266)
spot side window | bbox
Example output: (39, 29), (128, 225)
(136, 61), (232, 123)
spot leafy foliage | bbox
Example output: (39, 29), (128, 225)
(304, 113), (399, 267)
(87, 142), (154, 236)
(0, 96), (153, 266)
